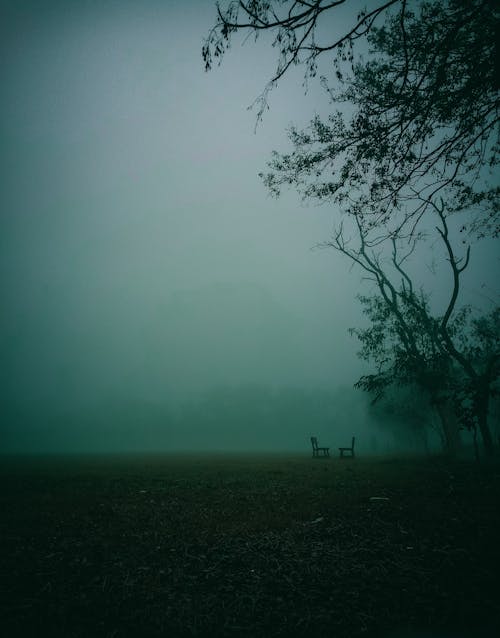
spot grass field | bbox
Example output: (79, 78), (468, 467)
(1, 453), (499, 637)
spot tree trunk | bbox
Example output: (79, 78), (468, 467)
(472, 425), (479, 463)
(435, 400), (461, 458)
(475, 388), (494, 458)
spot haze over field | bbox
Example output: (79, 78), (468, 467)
(1, 0), (497, 454)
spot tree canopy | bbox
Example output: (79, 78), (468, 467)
(205, 0), (499, 239)
(204, 0), (405, 117)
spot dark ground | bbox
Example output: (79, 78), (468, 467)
(1, 453), (499, 638)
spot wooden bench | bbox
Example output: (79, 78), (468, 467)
(339, 436), (355, 458)
(311, 436), (330, 458)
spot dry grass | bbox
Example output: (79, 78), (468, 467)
(1, 453), (499, 637)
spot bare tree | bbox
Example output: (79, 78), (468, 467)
(331, 202), (498, 456)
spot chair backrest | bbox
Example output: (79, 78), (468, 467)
(351, 437), (355, 449)
(311, 436), (318, 450)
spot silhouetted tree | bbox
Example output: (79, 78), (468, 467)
(368, 385), (438, 454)
(204, 0), (402, 118)
(206, 0), (499, 238)
(339, 205), (498, 457)
(449, 305), (500, 458)
(204, 1), (499, 454)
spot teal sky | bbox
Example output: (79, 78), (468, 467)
(0, 2), (362, 403)
(0, 1), (497, 452)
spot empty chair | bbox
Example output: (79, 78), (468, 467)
(311, 436), (330, 458)
(339, 436), (355, 458)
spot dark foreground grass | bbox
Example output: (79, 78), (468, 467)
(1, 453), (499, 638)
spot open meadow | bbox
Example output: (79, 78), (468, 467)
(1, 454), (499, 637)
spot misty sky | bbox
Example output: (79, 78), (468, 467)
(1, 1), (497, 452)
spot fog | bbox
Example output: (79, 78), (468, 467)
(0, 1), (496, 455)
